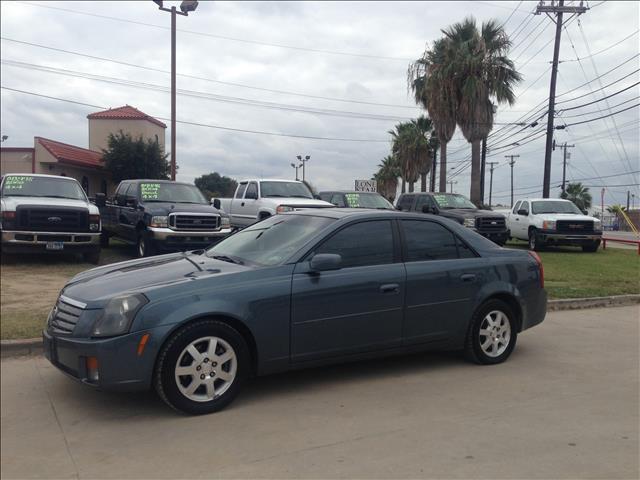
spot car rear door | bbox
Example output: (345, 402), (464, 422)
(290, 219), (405, 362)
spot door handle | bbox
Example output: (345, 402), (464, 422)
(460, 274), (477, 283)
(380, 283), (400, 294)
(515, 218), (520, 221)
(241, 202), (245, 206)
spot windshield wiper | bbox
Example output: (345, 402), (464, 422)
(34, 195), (80, 200)
(212, 255), (244, 265)
(264, 194), (287, 197)
(289, 195), (312, 198)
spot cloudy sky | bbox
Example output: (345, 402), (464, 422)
(1, 0), (638, 206)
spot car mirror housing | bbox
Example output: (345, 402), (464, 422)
(518, 209), (529, 216)
(421, 205), (437, 214)
(94, 193), (106, 207)
(309, 253), (342, 272)
(212, 198), (221, 210)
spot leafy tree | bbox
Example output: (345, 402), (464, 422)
(561, 182), (592, 210)
(374, 155), (400, 201)
(102, 131), (170, 183)
(194, 172), (238, 199)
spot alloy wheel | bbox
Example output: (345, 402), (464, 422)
(478, 310), (511, 358)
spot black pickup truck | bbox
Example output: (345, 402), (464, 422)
(396, 192), (510, 245)
(95, 180), (232, 257)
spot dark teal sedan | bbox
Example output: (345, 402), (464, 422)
(43, 209), (546, 414)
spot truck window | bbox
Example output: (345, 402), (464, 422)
(414, 195), (434, 212)
(115, 182), (130, 206)
(245, 182), (258, 200)
(520, 201), (529, 214)
(397, 195), (415, 211)
(125, 183), (138, 206)
(330, 194), (346, 207)
(235, 183), (247, 199)
(512, 201), (522, 214)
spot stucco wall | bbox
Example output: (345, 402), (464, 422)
(0, 149), (34, 175)
(89, 118), (166, 152)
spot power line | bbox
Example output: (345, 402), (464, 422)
(555, 68), (640, 104)
(558, 95), (640, 118)
(560, 28), (639, 63)
(557, 83), (640, 111)
(557, 102), (639, 127)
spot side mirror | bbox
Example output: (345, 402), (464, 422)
(94, 193), (106, 207)
(126, 198), (138, 209)
(309, 253), (342, 272)
(517, 209), (528, 216)
(396, 205), (402, 211)
(212, 198), (221, 210)
(422, 204), (437, 214)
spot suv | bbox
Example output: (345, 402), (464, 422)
(318, 191), (394, 210)
(396, 192), (509, 245)
(0, 174), (101, 263)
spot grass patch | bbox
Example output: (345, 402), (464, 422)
(1, 309), (50, 341)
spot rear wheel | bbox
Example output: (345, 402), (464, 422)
(464, 299), (518, 365)
(154, 320), (250, 414)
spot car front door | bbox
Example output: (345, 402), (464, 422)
(513, 201), (530, 239)
(400, 219), (484, 344)
(121, 183), (139, 242)
(291, 220), (405, 362)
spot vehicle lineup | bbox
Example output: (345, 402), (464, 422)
(212, 179), (333, 228)
(507, 198), (602, 252)
(95, 179), (232, 257)
(0, 174), (102, 263)
(43, 209), (546, 414)
(395, 192), (510, 246)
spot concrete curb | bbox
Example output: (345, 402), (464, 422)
(2, 295), (639, 359)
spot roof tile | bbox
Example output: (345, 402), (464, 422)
(87, 105), (167, 128)
(36, 137), (104, 169)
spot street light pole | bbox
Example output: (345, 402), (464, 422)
(448, 180), (458, 193)
(297, 155), (310, 182)
(290, 163), (300, 181)
(505, 154), (519, 207)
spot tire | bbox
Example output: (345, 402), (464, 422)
(154, 319), (250, 415)
(464, 299), (518, 365)
(582, 242), (599, 253)
(528, 228), (543, 251)
(100, 232), (109, 247)
(83, 248), (100, 265)
(137, 230), (156, 258)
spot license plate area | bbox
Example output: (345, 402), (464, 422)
(46, 241), (64, 250)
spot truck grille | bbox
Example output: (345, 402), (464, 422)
(15, 206), (89, 232)
(49, 296), (84, 335)
(169, 214), (220, 231)
(476, 216), (506, 232)
(556, 220), (594, 234)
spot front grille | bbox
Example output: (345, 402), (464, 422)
(556, 220), (594, 234)
(16, 206), (89, 232)
(476, 216), (506, 232)
(49, 296), (84, 335)
(170, 214), (220, 231)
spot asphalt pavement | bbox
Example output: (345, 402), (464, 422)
(1, 306), (638, 479)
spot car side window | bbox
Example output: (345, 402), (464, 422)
(330, 194), (346, 207)
(457, 237), (478, 259)
(235, 183), (247, 199)
(512, 201), (521, 214)
(319, 193), (332, 202)
(402, 220), (460, 261)
(245, 182), (258, 200)
(398, 195), (415, 211)
(116, 183), (129, 206)
(125, 183), (137, 206)
(520, 201), (529, 214)
(314, 220), (394, 268)
(415, 195), (434, 212)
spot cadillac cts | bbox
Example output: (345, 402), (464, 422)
(43, 210), (546, 414)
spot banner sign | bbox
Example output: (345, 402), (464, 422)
(354, 180), (377, 192)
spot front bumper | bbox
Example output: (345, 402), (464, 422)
(147, 227), (233, 250)
(537, 230), (602, 246)
(1, 230), (100, 253)
(476, 229), (510, 244)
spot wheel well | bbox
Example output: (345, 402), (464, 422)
(484, 293), (523, 332)
(528, 226), (537, 235)
(136, 221), (146, 233)
(259, 212), (271, 220)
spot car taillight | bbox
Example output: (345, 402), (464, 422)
(528, 251), (544, 288)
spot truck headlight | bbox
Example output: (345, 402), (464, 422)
(593, 220), (602, 232)
(463, 218), (476, 228)
(150, 216), (168, 228)
(543, 220), (556, 230)
(276, 205), (294, 214)
(89, 214), (100, 231)
(92, 293), (148, 337)
(221, 216), (230, 228)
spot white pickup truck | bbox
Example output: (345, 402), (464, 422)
(507, 198), (602, 252)
(212, 179), (333, 228)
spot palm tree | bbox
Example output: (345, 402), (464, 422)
(441, 18), (522, 206)
(389, 119), (433, 193)
(414, 116), (435, 192)
(408, 38), (457, 193)
(374, 155), (400, 201)
(561, 182), (592, 211)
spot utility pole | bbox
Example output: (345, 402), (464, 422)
(536, 0), (588, 198)
(555, 141), (575, 195)
(487, 161), (499, 207)
(448, 180), (458, 193)
(627, 190), (631, 211)
(480, 137), (487, 205)
(505, 154), (519, 206)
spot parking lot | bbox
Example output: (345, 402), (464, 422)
(2, 305), (637, 479)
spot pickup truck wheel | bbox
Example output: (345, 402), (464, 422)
(100, 232), (109, 247)
(83, 248), (100, 265)
(154, 320), (249, 415)
(464, 299), (518, 365)
(582, 242), (599, 253)
(528, 229), (543, 251)
(137, 231), (156, 258)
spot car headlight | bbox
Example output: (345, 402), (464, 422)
(221, 216), (230, 228)
(150, 215), (168, 228)
(92, 293), (148, 337)
(593, 220), (602, 231)
(463, 218), (476, 228)
(543, 220), (556, 230)
(276, 205), (295, 214)
(89, 214), (100, 231)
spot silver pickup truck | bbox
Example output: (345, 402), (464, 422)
(0, 174), (101, 263)
(212, 179), (333, 228)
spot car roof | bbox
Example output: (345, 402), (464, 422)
(285, 208), (437, 221)
(520, 198), (571, 202)
(2, 173), (77, 180)
(318, 191), (382, 194)
(239, 179), (301, 183)
(123, 179), (193, 186)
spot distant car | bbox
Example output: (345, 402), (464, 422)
(43, 209), (546, 415)
(395, 192), (510, 246)
(318, 191), (394, 210)
(507, 198), (602, 252)
(0, 174), (101, 263)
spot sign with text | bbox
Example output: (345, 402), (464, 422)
(354, 180), (377, 192)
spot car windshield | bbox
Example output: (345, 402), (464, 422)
(260, 181), (313, 199)
(0, 175), (87, 200)
(432, 193), (477, 209)
(207, 214), (335, 266)
(532, 200), (582, 214)
(344, 192), (394, 209)
(139, 182), (207, 204)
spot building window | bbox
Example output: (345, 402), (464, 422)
(81, 176), (89, 194)
(101, 179), (107, 194)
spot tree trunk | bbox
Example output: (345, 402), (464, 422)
(401, 178), (406, 193)
(420, 173), (427, 192)
(470, 139), (482, 206)
(439, 142), (447, 193)
(430, 148), (438, 192)
(409, 182), (415, 193)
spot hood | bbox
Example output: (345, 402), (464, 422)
(439, 208), (506, 220)
(62, 252), (248, 305)
(140, 202), (221, 216)
(533, 213), (597, 222)
(2, 196), (96, 213)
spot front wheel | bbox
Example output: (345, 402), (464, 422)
(154, 320), (250, 414)
(582, 242), (600, 253)
(83, 248), (100, 265)
(464, 300), (518, 365)
(137, 231), (156, 258)
(528, 229), (543, 251)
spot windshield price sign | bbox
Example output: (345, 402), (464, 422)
(354, 180), (377, 192)
(140, 183), (161, 200)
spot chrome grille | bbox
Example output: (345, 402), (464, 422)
(169, 214), (220, 231)
(49, 296), (84, 335)
(476, 216), (506, 232)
